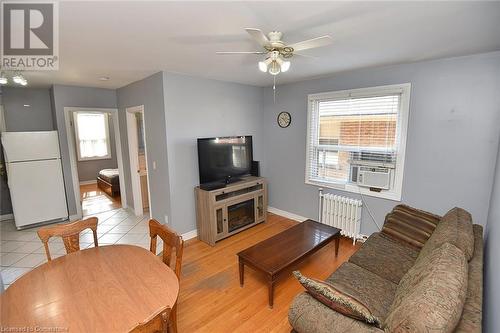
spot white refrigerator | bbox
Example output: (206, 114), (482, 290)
(1, 131), (68, 229)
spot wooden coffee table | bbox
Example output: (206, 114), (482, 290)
(237, 219), (341, 308)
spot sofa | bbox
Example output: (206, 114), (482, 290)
(288, 205), (483, 333)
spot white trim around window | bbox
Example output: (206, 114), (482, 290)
(73, 111), (112, 161)
(305, 83), (411, 201)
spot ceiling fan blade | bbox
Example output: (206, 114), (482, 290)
(245, 28), (271, 47)
(294, 52), (318, 59)
(288, 36), (332, 52)
(216, 51), (267, 55)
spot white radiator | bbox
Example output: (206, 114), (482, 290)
(318, 189), (362, 244)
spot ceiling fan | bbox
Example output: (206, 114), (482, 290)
(217, 28), (333, 76)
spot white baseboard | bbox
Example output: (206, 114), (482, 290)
(79, 180), (97, 186)
(0, 214), (14, 222)
(268, 206), (310, 222)
(182, 229), (198, 241)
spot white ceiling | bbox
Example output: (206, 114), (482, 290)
(14, 1), (500, 89)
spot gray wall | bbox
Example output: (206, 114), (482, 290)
(51, 85), (117, 216)
(262, 52), (500, 235)
(162, 72), (264, 234)
(2, 88), (54, 131)
(485, 141), (500, 333)
(69, 112), (118, 182)
(116, 72), (171, 224)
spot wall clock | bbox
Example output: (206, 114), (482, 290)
(277, 112), (291, 128)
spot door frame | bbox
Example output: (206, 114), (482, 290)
(126, 105), (152, 217)
(64, 107), (127, 220)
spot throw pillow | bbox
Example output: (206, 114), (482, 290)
(293, 271), (382, 327)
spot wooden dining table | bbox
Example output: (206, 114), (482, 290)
(0, 244), (179, 332)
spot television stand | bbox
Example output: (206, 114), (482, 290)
(200, 182), (226, 191)
(195, 176), (268, 246)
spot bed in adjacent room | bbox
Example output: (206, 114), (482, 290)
(97, 168), (120, 197)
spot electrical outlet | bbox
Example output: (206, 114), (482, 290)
(153, 161), (157, 170)
(165, 215), (169, 224)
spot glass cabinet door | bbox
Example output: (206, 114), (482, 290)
(257, 195), (264, 219)
(215, 207), (224, 235)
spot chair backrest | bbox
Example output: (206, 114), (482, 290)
(129, 306), (171, 333)
(149, 219), (184, 278)
(37, 217), (98, 261)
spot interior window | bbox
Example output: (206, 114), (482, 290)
(73, 112), (111, 161)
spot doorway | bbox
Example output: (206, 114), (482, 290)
(64, 107), (127, 220)
(126, 105), (151, 217)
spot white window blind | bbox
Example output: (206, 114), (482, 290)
(306, 84), (410, 200)
(73, 112), (111, 160)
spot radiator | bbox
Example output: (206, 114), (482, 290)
(318, 189), (363, 244)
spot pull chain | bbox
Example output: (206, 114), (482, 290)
(273, 76), (276, 104)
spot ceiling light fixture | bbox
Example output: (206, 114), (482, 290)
(13, 73), (27, 86)
(257, 51), (291, 76)
(217, 28), (332, 103)
(258, 58), (271, 72)
(99, 76), (110, 81)
(0, 72), (7, 85)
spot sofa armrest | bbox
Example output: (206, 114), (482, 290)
(381, 204), (441, 249)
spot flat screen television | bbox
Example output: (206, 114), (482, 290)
(197, 136), (253, 185)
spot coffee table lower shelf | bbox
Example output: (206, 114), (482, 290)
(237, 219), (341, 308)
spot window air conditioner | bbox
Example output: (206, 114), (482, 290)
(357, 166), (391, 190)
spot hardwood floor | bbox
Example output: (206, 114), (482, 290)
(178, 213), (361, 333)
(80, 183), (122, 216)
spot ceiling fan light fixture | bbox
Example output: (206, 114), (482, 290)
(13, 74), (22, 84)
(259, 57), (273, 73)
(0, 72), (7, 85)
(13, 73), (27, 86)
(258, 60), (268, 72)
(269, 61), (280, 76)
(281, 60), (291, 72)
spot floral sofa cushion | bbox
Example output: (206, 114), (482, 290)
(293, 271), (382, 327)
(348, 232), (419, 284)
(384, 242), (468, 333)
(289, 292), (384, 333)
(454, 224), (483, 332)
(325, 262), (398, 324)
(417, 207), (474, 262)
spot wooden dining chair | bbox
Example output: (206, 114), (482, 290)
(129, 306), (171, 333)
(37, 217), (99, 261)
(149, 219), (184, 333)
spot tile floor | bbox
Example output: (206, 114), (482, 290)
(0, 208), (158, 290)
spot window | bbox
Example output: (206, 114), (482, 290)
(73, 112), (111, 161)
(305, 84), (410, 201)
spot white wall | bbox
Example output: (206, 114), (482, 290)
(262, 52), (500, 234)
(162, 72), (264, 234)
